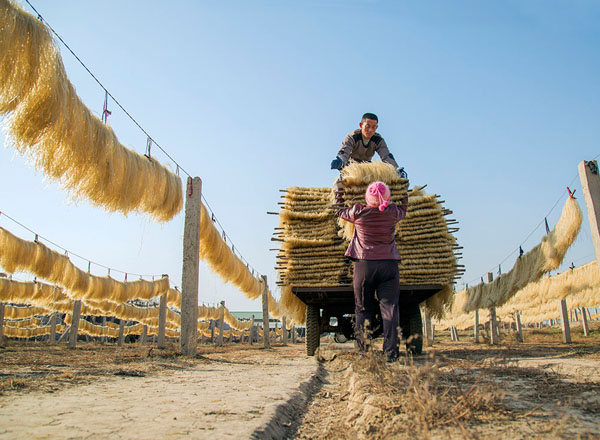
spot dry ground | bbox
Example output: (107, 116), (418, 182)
(0, 324), (599, 439)
(296, 323), (600, 440)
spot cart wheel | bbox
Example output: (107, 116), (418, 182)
(401, 303), (423, 355)
(306, 304), (320, 356)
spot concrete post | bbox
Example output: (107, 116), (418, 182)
(581, 307), (590, 337)
(101, 316), (107, 343)
(282, 316), (288, 345)
(487, 272), (498, 344)
(474, 309), (480, 343)
(579, 160), (600, 270)
(559, 299), (572, 343)
(158, 293), (167, 348)
(140, 325), (148, 345)
(217, 301), (225, 346)
(181, 177), (202, 356)
(249, 315), (255, 345)
(69, 300), (82, 349)
(514, 311), (523, 342)
(423, 308), (433, 346)
(0, 303), (4, 345)
(261, 275), (270, 349)
(118, 319), (125, 347)
(49, 313), (57, 344)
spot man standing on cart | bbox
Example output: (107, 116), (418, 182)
(330, 113), (406, 178)
(335, 181), (408, 362)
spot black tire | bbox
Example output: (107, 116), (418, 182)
(400, 303), (423, 355)
(333, 333), (348, 344)
(306, 305), (320, 356)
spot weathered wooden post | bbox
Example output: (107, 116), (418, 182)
(157, 292), (167, 348)
(487, 273), (498, 344)
(0, 303), (4, 345)
(210, 320), (215, 344)
(118, 319), (125, 347)
(261, 275), (271, 349)
(282, 316), (288, 345)
(579, 160), (600, 269)
(249, 315), (255, 345)
(581, 307), (590, 337)
(181, 177), (202, 356)
(291, 325), (296, 344)
(69, 300), (82, 349)
(558, 299), (572, 343)
(49, 312), (57, 344)
(217, 301), (225, 346)
(514, 311), (523, 342)
(140, 325), (148, 345)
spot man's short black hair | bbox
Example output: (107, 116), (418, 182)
(361, 113), (378, 122)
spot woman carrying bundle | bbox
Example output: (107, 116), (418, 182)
(335, 181), (408, 362)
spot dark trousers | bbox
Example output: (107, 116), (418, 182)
(353, 259), (400, 356)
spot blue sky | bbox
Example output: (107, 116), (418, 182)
(1, 0), (598, 311)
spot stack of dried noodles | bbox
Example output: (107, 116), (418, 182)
(463, 196), (582, 312)
(198, 204), (283, 318)
(3, 324), (65, 339)
(496, 261), (600, 324)
(0, 227), (170, 303)
(275, 162), (462, 323)
(0, 0), (182, 221)
(3, 316), (42, 329)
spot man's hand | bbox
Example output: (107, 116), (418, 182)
(330, 156), (343, 170)
(397, 167), (408, 179)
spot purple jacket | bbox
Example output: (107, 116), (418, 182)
(336, 199), (408, 260)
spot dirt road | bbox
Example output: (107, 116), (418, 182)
(0, 344), (318, 439)
(1, 329), (599, 439)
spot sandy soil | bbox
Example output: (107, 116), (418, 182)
(1, 326), (599, 440)
(296, 329), (600, 440)
(0, 342), (317, 439)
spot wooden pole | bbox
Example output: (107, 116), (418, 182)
(210, 320), (215, 344)
(118, 319), (125, 347)
(261, 275), (271, 349)
(0, 303), (4, 345)
(249, 315), (255, 345)
(474, 309), (480, 343)
(514, 311), (523, 342)
(49, 313), (57, 344)
(282, 316), (288, 345)
(291, 325), (296, 344)
(69, 300), (82, 349)
(217, 301), (225, 346)
(581, 307), (590, 337)
(487, 272), (498, 344)
(181, 177), (202, 356)
(558, 299), (572, 343)
(579, 160), (600, 269)
(157, 293), (167, 348)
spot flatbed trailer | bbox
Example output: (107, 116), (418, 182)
(293, 284), (442, 356)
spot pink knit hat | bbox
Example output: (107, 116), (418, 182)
(365, 181), (391, 211)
